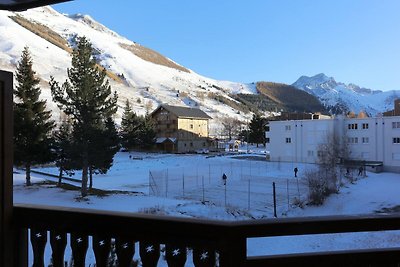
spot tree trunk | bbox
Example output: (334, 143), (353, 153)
(26, 163), (31, 186)
(58, 168), (63, 187)
(82, 165), (88, 197)
(89, 166), (93, 190)
(81, 139), (90, 197)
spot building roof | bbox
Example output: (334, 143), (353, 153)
(152, 104), (212, 119)
(0, 0), (71, 11)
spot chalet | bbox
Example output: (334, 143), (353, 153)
(150, 104), (212, 153)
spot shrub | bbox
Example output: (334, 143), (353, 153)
(306, 170), (329, 205)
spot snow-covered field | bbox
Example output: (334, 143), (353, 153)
(13, 146), (400, 266)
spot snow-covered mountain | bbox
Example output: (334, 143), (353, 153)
(292, 73), (400, 115)
(0, 6), (258, 134)
(1, 6), (398, 132)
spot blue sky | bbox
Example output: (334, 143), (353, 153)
(54, 0), (400, 91)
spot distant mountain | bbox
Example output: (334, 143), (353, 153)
(255, 82), (327, 113)
(292, 73), (400, 115)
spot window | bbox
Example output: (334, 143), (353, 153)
(285, 125), (291, 131)
(392, 122), (400, 129)
(393, 137), (400, 144)
(348, 137), (359, 144)
(190, 142), (193, 147)
(266, 126), (270, 132)
(308, 150), (314, 157)
(203, 142), (206, 147)
(190, 124), (193, 129)
(285, 137), (291, 143)
(266, 138), (270, 143)
(348, 123), (358, 130)
(362, 137), (369, 144)
(317, 150), (325, 157)
(362, 123), (369, 129)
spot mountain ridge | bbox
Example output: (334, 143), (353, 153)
(292, 73), (400, 115)
(0, 6), (398, 137)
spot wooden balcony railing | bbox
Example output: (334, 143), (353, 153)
(13, 204), (400, 267)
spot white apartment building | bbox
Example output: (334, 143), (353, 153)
(266, 115), (400, 173)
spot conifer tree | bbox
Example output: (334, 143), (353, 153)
(137, 115), (156, 149)
(248, 113), (266, 147)
(14, 47), (55, 186)
(88, 117), (120, 189)
(120, 99), (139, 150)
(53, 119), (76, 186)
(50, 36), (118, 197)
(120, 100), (156, 150)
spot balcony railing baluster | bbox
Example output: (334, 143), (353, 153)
(30, 228), (47, 267)
(193, 247), (216, 267)
(92, 234), (111, 267)
(165, 243), (187, 267)
(115, 237), (135, 267)
(49, 230), (67, 267)
(139, 241), (160, 267)
(70, 232), (88, 267)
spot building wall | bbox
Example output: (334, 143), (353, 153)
(177, 118), (209, 153)
(152, 109), (210, 153)
(267, 119), (335, 163)
(152, 109), (179, 138)
(267, 116), (400, 172)
(177, 118), (209, 139)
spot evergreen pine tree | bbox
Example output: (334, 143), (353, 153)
(88, 117), (120, 189)
(249, 113), (266, 147)
(53, 119), (76, 186)
(137, 115), (156, 149)
(120, 99), (156, 150)
(50, 36), (118, 197)
(120, 99), (139, 150)
(14, 47), (55, 186)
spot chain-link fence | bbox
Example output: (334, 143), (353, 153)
(149, 160), (309, 216)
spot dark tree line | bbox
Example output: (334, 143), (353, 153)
(120, 99), (156, 151)
(13, 37), (155, 197)
(238, 113), (267, 147)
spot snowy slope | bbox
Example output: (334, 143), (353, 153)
(292, 73), (400, 115)
(0, 6), (257, 133)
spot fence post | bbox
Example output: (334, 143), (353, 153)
(297, 178), (301, 199)
(287, 179), (290, 210)
(202, 176), (205, 202)
(209, 164), (211, 184)
(248, 179), (251, 210)
(273, 182), (277, 218)
(182, 173), (185, 197)
(166, 169), (168, 198)
(224, 182), (227, 207)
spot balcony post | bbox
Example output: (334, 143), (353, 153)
(0, 71), (14, 267)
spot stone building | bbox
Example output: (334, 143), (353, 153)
(150, 104), (212, 153)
